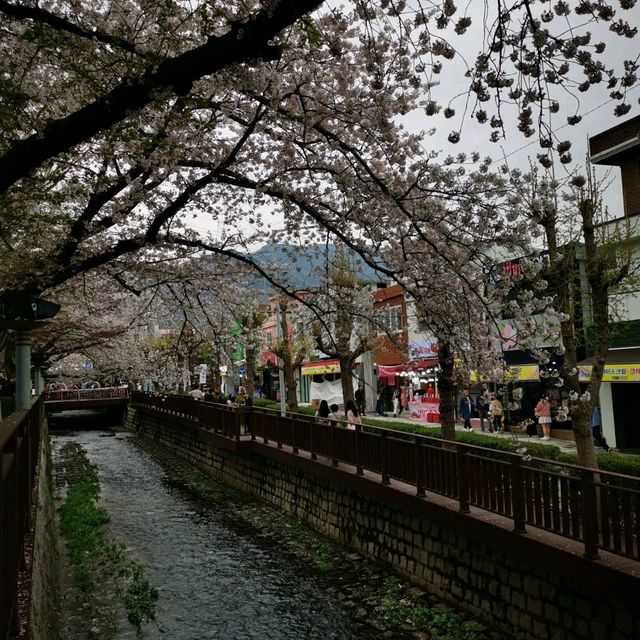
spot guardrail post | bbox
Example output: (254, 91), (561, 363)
(355, 425), (364, 475)
(276, 415), (283, 449)
(510, 456), (527, 534)
(331, 424), (339, 466)
(415, 436), (425, 497)
(581, 469), (600, 559)
(292, 417), (298, 454)
(309, 421), (317, 460)
(234, 409), (241, 441)
(380, 433), (390, 485)
(457, 447), (470, 513)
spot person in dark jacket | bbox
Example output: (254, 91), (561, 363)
(355, 384), (366, 416)
(459, 389), (473, 432)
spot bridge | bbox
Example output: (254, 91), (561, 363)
(3, 393), (640, 640)
(43, 386), (128, 411)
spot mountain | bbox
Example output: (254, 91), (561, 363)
(249, 243), (388, 291)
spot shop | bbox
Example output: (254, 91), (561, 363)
(579, 347), (640, 450)
(377, 359), (439, 420)
(301, 359), (357, 408)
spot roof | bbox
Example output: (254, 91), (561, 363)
(578, 346), (640, 366)
(589, 114), (640, 166)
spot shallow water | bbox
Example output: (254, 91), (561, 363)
(52, 431), (389, 640)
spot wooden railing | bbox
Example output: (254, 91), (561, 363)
(45, 387), (128, 402)
(131, 393), (640, 563)
(0, 396), (44, 640)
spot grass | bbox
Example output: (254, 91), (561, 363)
(380, 578), (488, 639)
(58, 442), (158, 631)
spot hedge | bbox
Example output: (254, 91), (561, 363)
(244, 399), (640, 477)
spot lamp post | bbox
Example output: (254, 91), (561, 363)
(0, 293), (60, 410)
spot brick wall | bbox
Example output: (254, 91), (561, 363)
(589, 115), (640, 217)
(589, 115), (640, 157)
(621, 160), (640, 217)
(130, 408), (640, 640)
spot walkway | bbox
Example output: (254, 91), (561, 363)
(361, 412), (580, 454)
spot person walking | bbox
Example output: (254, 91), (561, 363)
(392, 388), (401, 417)
(375, 388), (386, 416)
(489, 394), (504, 433)
(459, 389), (473, 431)
(401, 386), (409, 411)
(355, 384), (366, 416)
(475, 385), (490, 432)
(592, 404), (611, 452)
(534, 394), (552, 440)
(345, 400), (362, 430)
(315, 399), (331, 425)
(328, 403), (341, 427)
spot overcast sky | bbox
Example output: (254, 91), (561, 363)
(401, 1), (640, 218)
(189, 2), (640, 241)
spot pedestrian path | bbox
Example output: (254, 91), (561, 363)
(364, 412), (579, 454)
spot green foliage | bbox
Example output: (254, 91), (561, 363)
(558, 452), (640, 477)
(123, 565), (160, 628)
(243, 399), (640, 476)
(380, 578), (487, 639)
(58, 442), (158, 630)
(58, 444), (109, 591)
(253, 398), (317, 417)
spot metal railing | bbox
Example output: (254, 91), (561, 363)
(44, 387), (129, 402)
(0, 396), (43, 640)
(131, 393), (640, 563)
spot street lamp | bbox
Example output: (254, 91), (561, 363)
(0, 293), (60, 410)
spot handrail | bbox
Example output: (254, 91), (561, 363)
(131, 392), (640, 563)
(0, 396), (43, 640)
(44, 387), (129, 402)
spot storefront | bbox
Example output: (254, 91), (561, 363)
(302, 359), (356, 408)
(377, 359), (439, 419)
(579, 347), (640, 449)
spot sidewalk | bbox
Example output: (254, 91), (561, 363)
(364, 412), (579, 455)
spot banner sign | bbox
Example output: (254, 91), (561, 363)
(408, 398), (440, 423)
(302, 359), (341, 376)
(470, 364), (540, 382)
(503, 364), (540, 381)
(578, 364), (640, 383)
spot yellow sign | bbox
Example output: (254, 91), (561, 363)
(504, 365), (540, 381)
(470, 364), (539, 382)
(302, 361), (341, 376)
(579, 364), (640, 383)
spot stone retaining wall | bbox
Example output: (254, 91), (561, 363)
(28, 425), (60, 640)
(130, 407), (640, 640)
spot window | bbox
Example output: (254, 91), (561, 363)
(380, 305), (403, 333)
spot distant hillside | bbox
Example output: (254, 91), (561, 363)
(250, 243), (388, 291)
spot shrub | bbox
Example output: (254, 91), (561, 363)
(557, 452), (640, 477)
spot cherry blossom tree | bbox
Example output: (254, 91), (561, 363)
(508, 164), (637, 467)
(268, 296), (314, 410)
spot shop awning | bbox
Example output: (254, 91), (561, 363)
(378, 359), (438, 378)
(578, 347), (640, 382)
(301, 359), (341, 376)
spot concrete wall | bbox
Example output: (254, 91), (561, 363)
(130, 407), (640, 640)
(27, 425), (61, 640)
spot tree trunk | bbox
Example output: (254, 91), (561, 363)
(573, 409), (598, 468)
(284, 363), (298, 411)
(340, 356), (355, 408)
(245, 343), (256, 399)
(438, 340), (456, 441)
